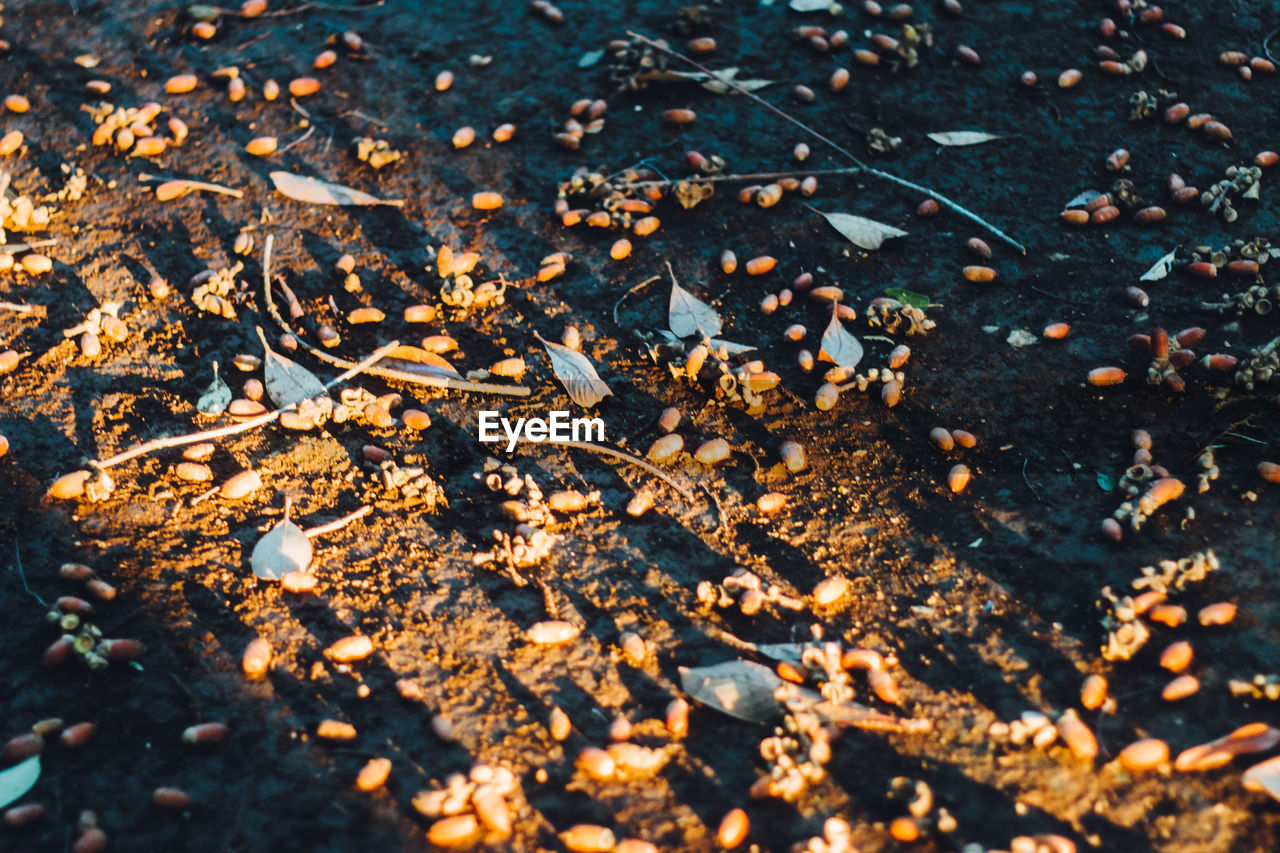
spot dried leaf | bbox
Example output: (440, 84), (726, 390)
(818, 310), (864, 368)
(668, 266), (722, 339)
(812, 208), (907, 251)
(927, 131), (1010, 147)
(535, 332), (612, 408)
(1140, 248), (1179, 282)
(385, 345), (461, 378)
(269, 171), (404, 207)
(679, 659), (786, 723)
(252, 504), (313, 580)
(706, 339), (757, 356)
(0, 755), (40, 810)
(789, 0), (833, 10)
(196, 361), (232, 416)
(883, 287), (930, 308)
(653, 68), (775, 94)
(257, 327), (327, 408)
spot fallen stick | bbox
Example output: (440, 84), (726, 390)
(625, 31), (1027, 255)
(262, 234), (532, 397)
(303, 505), (372, 538)
(92, 341), (400, 471)
(558, 439), (695, 502)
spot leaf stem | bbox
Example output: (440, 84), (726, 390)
(625, 31), (1026, 254)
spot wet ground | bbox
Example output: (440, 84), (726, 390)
(2, 0), (1280, 851)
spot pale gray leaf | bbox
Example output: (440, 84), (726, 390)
(1243, 755), (1280, 803)
(257, 327), (327, 408)
(1140, 248), (1178, 282)
(789, 0), (833, 10)
(706, 339), (757, 355)
(0, 755), (40, 810)
(679, 659), (786, 723)
(270, 171), (404, 207)
(196, 361), (232, 416)
(812, 209), (907, 250)
(756, 642), (806, 662)
(577, 49), (605, 68)
(927, 131), (1010, 147)
(251, 514), (313, 580)
(655, 68), (774, 94)
(536, 332), (612, 408)
(668, 272), (722, 339)
(819, 311), (864, 368)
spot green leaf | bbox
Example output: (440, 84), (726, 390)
(884, 288), (930, 308)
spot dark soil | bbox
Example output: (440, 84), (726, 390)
(2, 0), (1280, 851)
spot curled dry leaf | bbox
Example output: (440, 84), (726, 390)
(269, 171), (404, 207)
(1140, 248), (1179, 282)
(650, 68), (774, 94)
(385, 345), (461, 379)
(811, 208), (908, 251)
(679, 659), (787, 723)
(257, 327), (327, 408)
(535, 332), (611, 408)
(196, 361), (232, 416)
(251, 501), (313, 580)
(0, 755), (40, 810)
(668, 263), (722, 339)
(926, 131), (1012, 147)
(819, 310), (864, 368)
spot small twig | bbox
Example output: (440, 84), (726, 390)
(706, 625), (759, 652)
(0, 301), (37, 314)
(615, 167), (865, 188)
(1264, 26), (1279, 64)
(278, 125), (316, 154)
(625, 31), (1026, 255)
(558, 439), (695, 501)
(92, 342), (399, 471)
(1026, 282), (1093, 306)
(263, 234), (532, 396)
(1, 238), (58, 252)
(342, 110), (388, 128)
(289, 98), (312, 121)
(611, 274), (661, 326)
(1022, 457), (1041, 502)
(303, 505), (372, 538)
(234, 31), (271, 53)
(14, 547), (49, 609)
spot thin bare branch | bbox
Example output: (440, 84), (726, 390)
(92, 340), (400, 471)
(304, 505), (373, 538)
(263, 234), (532, 396)
(625, 31), (1026, 254)
(558, 439), (695, 502)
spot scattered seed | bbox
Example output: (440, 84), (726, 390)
(717, 809), (749, 848)
(242, 637), (271, 679)
(1080, 674), (1108, 709)
(1119, 738), (1169, 772)
(317, 719), (357, 740)
(1160, 640), (1193, 673)
(1198, 602), (1236, 626)
(245, 137), (277, 156)
(356, 757), (392, 792)
(165, 74), (198, 94)
(663, 108), (696, 124)
(948, 463), (971, 493)
(1163, 674), (1200, 701)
